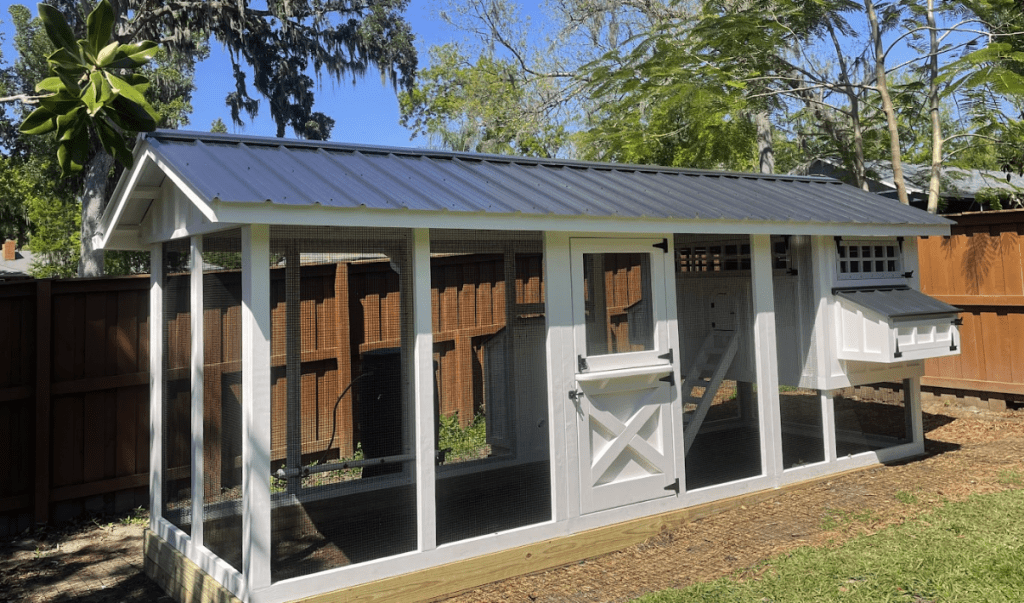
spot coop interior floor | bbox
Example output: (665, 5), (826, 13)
(267, 459), (551, 583)
(684, 424), (907, 490)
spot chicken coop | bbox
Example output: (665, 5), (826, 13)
(97, 131), (959, 603)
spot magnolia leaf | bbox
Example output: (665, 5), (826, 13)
(38, 3), (79, 56)
(56, 106), (83, 138)
(86, 0), (115, 56)
(105, 72), (149, 107)
(35, 76), (65, 94)
(82, 74), (102, 115)
(109, 95), (157, 131)
(96, 41), (119, 66)
(19, 106), (58, 135)
(47, 47), (87, 73)
(106, 41), (159, 69)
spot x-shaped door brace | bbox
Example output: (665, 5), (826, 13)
(588, 394), (665, 483)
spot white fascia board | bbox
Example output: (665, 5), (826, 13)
(210, 201), (953, 238)
(96, 143), (155, 249)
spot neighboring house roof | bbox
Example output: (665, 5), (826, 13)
(800, 158), (1021, 212)
(99, 131), (953, 250)
(0, 248), (35, 279)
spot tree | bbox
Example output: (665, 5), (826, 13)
(399, 43), (568, 157)
(7, 0), (418, 276)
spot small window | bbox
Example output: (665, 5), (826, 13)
(836, 239), (903, 280)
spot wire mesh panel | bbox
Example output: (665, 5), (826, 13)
(201, 230), (244, 570)
(162, 239), (192, 534)
(773, 236), (825, 469)
(674, 234), (762, 491)
(430, 231), (551, 546)
(268, 226), (416, 583)
(833, 383), (912, 456)
(582, 253), (654, 356)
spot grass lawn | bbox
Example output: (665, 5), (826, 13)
(634, 488), (1024, 602)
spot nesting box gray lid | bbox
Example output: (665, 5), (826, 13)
(834, 287), (961, 321)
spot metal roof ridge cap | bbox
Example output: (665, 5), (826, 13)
(144, 130), (846, 183)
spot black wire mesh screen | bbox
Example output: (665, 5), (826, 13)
(773, 236), (825, 469)
(268, 226), (416, 582)
(833, 382), (912, 455)
(430, 231), (551, 546)
(162, 238), (192, 534)
(582, 253), (655, 356)
(674, 234), (762, 491)
(201, 230), (244, 570)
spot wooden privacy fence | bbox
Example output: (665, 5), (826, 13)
(919, 209), (1024, 399)
(0, 276), (151, 531)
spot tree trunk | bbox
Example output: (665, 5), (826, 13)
(755, 111), (775, 174)
(926, 0), (943, 214)
(77, 152), (115, 277)
(866, 0), (909, 205)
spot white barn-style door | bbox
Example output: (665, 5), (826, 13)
(570, 238), (678, 515)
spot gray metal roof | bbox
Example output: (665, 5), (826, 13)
(141, 130), (952, 227)
(835, 286), (961, 321)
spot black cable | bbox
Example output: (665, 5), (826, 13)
(314, 371), (373, 470)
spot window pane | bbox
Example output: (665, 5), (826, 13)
(583, 253), (654, 356)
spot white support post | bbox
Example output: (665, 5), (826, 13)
(749, 234), (782, 483)
(243, 225), (272, 594)
(411, 228), (437, 552)
(150, 244), (163, 531)
(542, 231), (573, 522)
(191, 235), (205, 548)
(906, 378), (924, 451)
(821, 389), (837, 462)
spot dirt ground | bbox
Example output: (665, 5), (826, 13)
(2, 400), (1023, 603)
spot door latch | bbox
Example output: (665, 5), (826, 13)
(568, 389), (583, 404)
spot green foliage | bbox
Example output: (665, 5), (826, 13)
(19, 0), (160, 175)
(437, 411), (489, 462)
(399, 44), (567, 157)
(580, 35), (758, 170)
(635, 489), (1024, 603)
(210, 118), (228, 134)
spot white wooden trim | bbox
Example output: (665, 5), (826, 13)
(153, 516), (247, 599)
(242, 225), (272, 594)
(662, 237), (687, 498)
(411, 228), (436, 553)
(568, 237), (673, 373)
(97, 146), (154, 249)
(209, 201), (951, 240)
(150, 244), (163, 531)
(543, 232), (574, 523)
(749, 234), (782, 484)
(191, 236), (205, 549)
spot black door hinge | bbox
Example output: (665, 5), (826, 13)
(894, 339), (902, 359)
(658, 349), (674, 364)
(903, 270), (914, 279)
(578, 355), (589, 373)
(659, 373), (675, 386)
(952, 317), (963, 326)
(653, 238), (669, 253)
(664, 478), (680, 494)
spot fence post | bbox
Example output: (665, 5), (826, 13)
(34, 279), (52, 524)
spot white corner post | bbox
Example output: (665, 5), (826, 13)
(191, 235), (205, 549)
(542, 231), (573, 523)
(242, 224), (272, 595)
(150, 243), (163, 531)
(749, 234), (782, 483)
(411, 228), (437, 553)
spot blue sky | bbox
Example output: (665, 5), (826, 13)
(0, 0), (544, 149)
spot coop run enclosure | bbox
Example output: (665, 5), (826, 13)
(98, 131), (960, 603)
